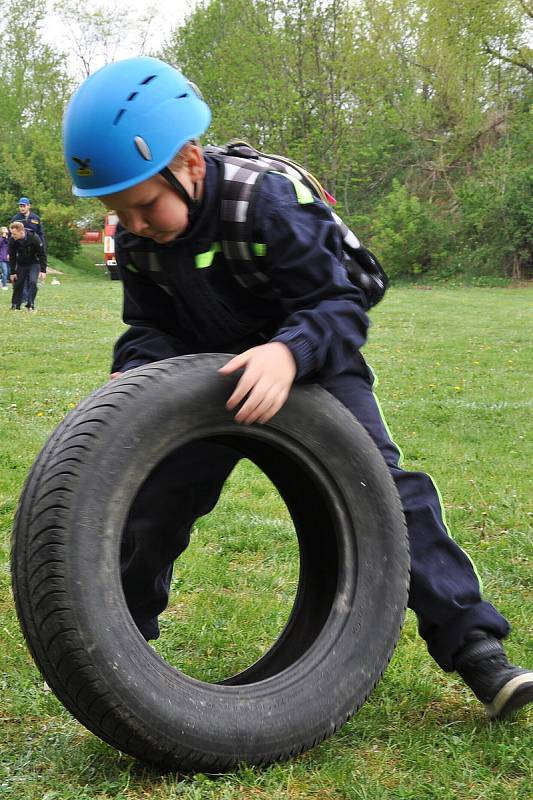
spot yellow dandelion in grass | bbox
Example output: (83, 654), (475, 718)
(37, 411), (44, 416)
(453, 386), (463, 391)
(67, 403), (76, 409)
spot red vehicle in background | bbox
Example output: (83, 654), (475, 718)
(79, 230), (102, 245)
(104, 213), (119, 279)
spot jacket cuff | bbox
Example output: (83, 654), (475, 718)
(272, 332), (315, 380)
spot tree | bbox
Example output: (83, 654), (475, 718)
(1, 0), (531, 275)
(51, 0), (159, 78)
(0, 0), (81, 256)
(458, 101), (533, 280)
(159, 0), (533, 280)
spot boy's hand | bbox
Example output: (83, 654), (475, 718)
(219, 343), (297, 425)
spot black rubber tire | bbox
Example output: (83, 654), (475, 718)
(11, 354), (409, 773)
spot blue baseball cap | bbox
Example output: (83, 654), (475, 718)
(18, 197), (31, 205)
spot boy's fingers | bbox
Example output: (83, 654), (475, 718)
(218, 353), (248, 374)
(234, 384), (281, 425)
(256, 391), (289, 424)
(226, 370), (259, 409)
(233, 389), (268, 423)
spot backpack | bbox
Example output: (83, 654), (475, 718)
(204, 140), (388, 308)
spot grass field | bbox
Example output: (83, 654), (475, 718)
(0, 254), (531, 799)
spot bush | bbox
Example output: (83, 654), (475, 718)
(39, 201), (81, 261)
(365, 180), (451, 280)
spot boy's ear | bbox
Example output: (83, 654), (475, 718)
(181, 142), (206, 182)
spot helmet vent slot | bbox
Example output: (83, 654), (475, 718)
(176, 93), (188, 99)
(140, 75), (156, 85)
(113, 109), (126, 125)
(127, 92), (139, 101)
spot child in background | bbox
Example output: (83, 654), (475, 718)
(0, 227), (9, 290)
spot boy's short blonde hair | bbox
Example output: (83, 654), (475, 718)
(168, 139), (200, 172)
(10, 221), (25, 232)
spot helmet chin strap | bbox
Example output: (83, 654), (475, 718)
(160, 167), (199, 213)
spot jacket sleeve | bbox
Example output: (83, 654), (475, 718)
(37, 219), (46, 251)
(111, 241), (189, 373)
(252, 174), (370, 380)
(33, 233), (47, 271)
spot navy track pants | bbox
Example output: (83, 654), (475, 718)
(11, 263), (40, 308)
(120, 362), (509, 671)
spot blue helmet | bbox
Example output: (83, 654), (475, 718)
(63, 57), (211, 197)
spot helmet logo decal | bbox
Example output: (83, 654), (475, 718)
(72, 156), (93, 176)
(134, 136), (153, 161)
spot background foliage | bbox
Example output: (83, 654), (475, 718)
(0, 0), (532, 278)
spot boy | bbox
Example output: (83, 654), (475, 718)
(63, 56), (532, 720)
(8, 221), (47, 311)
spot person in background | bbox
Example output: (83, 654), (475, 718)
(11, 197), (47, 306)
(0, 227), (9, 290)
(11, 196), (47, 250)
(8, 221), (47, 311)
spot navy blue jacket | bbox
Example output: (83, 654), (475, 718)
(8, 230), (47, 274)
(112, 155), (370, 381)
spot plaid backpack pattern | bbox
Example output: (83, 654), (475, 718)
(217, 154), (275, 292)
(205, 141), (388, 306)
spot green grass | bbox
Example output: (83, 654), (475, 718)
(0, 270), (532, 799)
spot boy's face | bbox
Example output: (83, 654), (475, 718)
(100, 144), (205, 245)
(11, 227), (25, 240)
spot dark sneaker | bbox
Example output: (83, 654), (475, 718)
(455, 630), (533, 719)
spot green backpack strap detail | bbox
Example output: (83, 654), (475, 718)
(195, 243), (221, 269)
(271, 171), (313, 204)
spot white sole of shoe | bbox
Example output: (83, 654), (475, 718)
(486, 672), (533, 719)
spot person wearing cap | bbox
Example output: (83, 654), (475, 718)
(11, 197), (47, 250)
(62, 56), (533, 722)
